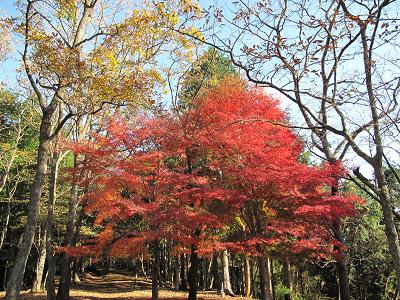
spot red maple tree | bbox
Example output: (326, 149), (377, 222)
(66, 77), (361, 300)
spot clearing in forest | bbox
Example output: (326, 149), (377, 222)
(0, 272), (250, 300)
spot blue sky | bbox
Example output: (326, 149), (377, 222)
(0, 1), (19, 87)
(1, 0), (17, 16)
(0, 0), (391, 175)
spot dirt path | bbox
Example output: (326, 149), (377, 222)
(0, 272), (251, 300)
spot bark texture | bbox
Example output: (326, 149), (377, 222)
(32, 224), (47, 293)
(152, 240), (160, 300)
(5, 114), (52, 300)
(257, 256), (273, 300)
(46, 151), (60, 300)
(244, 255), (251, 297)
(56, 182), (80, 300)
(222, 249), (235, 296)
(187, 244), (199, 300)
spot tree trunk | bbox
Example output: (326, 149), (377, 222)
(244, 255), (251, 297)
(269, 258), (275, 299)
(167, 241), (172, 286)
(180, 253), (188, 290)
(0, 187), (13, 252)
(332, 220), (351, 300)
(222, 249), (235, 296)
(32, 223), (47, 293)
(250, 258), (256, 297)
(141, 254), (147, 276)
(282, 258), (292, 300)
(330, 182), (351, 300)
(205, 258), (212, 291)
(187, 244), (199, 300)
(174, 256), (180, 291)
(375, 167), (400, 292)
(298, 268), (304, 298)
(3, 267), (8, 291)
(152, 240), (160, 300)
(73, 259), (81, 283)
(212, 252), (220, 292)
(56, 180), (80, 300)
(202, 258), (208, 291)
(359, 25), (400, 292)
(5, 113), (52, 300)
(257, 256), (273, 300)
(46, 150), (60, 300)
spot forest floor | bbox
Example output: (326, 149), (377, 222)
(0, 271), (251, 300)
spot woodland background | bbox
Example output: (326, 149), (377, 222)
(0, 1), (400, 300)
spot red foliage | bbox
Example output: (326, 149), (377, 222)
(65, 77), (362, 261)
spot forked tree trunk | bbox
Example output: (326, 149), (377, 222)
(187, 244), (199, 300)
(32, 223), (47, 293)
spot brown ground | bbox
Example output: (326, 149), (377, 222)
(0, 272), (252, 300)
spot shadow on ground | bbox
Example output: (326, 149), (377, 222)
(0, 271), (250, 300)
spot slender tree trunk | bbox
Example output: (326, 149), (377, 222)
(234, 258), (241, 295)
(205, 258), (212, 291)
(152, 240), (160, 300)
(56, 180), (80, 300)
(298, 268), (304, 298)
(159, 242), (164, 286)
(244, 255), (251, 297)
(0, 114), (23, 194)
(5, 113), (52, 300)
(212, 252), (220, 291)
(282, 258), (292, 300)
(174, 256), (180, 291)
(3, 267), (8, 290)
(222, 249), (235, 296)
(257, 256), (273, 300)
(0, 186), (14, 252)
(141, 254), (147, 276)
(251, 258), (256, 297)
(167, 241), (172, 286)
(73, 259), (81, 283)
(206, 258), (213, 290)
(332, 220), (351, 300)
(46, 150), (60, 300)
(32, 223), (47, 293)
(329, 182), (351, 300)
(269, 258), (275, 299)
(187, 244), (199, 300)
(202, 258), (208, 291)
(180, 253), (188, 290)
